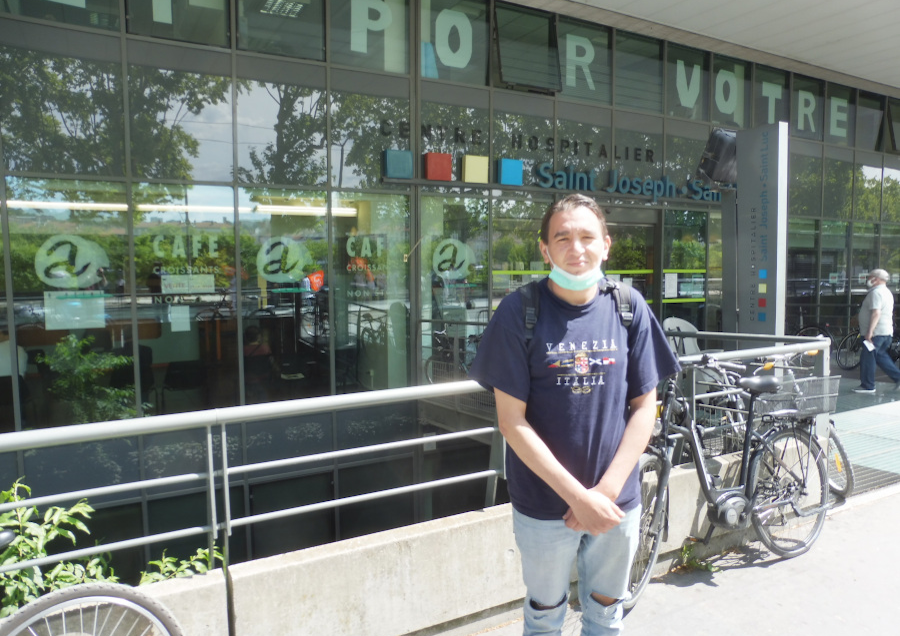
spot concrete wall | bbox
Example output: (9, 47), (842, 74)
(140, 456), (751, 636)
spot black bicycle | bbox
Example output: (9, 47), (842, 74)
(835, 328), (900, 371)
(625, 356), (836, 611)
(0, 530), (184, 636)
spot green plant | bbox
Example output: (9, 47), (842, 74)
(139, 547), (223, 585)
(37, 334), (140, 424)
(677, 542), (719, 573)
(0, 479), (117, 618)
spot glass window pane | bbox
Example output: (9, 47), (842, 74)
(666, 121), (710, 183)
(0, 44), (124, 176)
(787, 217), (819, 303)
(820, 220), (850, 327)
(237, 0), (325, 60)
(881, 224), (900, 284)
(884, 156), (900, 223)
(330, 0), (409, 74)
(663, 210), (707, 326)
(614, 32), (662, 113)
(887, 98), (900, 154)
(7, 178), (135, 426)
(854, 152), (882, 221)
(236, 78), (327, 186)
(331, 89), (410, 189)
(421, 100), (491, 180)
(557, 17), (610, 104)
(789, 141), (822, 218)
(491, 197), (550, 304)
(493, 107), (553, 186)
(238, 187), (330, 400)
(134, 183), (238, 414)
(792, 75), (824, 141)
(613, 112), (662, 182)
(851, 222), (878, 295)
(556, 105), (612, 184)
(666, 44), (708, 121)
(711, 56), (750, 129)
(823, 147), (853, 220)
(421, 0), (488, 85)
(333, 193), (410, 392)
(754, 65), (788, 127)
(126, 0), (228, 48)
(825, 84), (855, 146)
(2, 0), (119, 29)
(857, 92), (884, 151)
(129, 64), (233, 182)
(494, 3), (561, 92)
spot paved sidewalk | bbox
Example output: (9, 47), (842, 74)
(459, 484), (900, 635)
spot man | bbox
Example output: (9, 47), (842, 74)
(469, 194), (680, 635)
(853, 268), (900, 394)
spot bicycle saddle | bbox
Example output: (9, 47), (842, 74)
(737, 375), (782, 395)
(0, 529), (15, 549)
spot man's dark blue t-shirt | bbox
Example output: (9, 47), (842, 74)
(469, 278), (680, 520)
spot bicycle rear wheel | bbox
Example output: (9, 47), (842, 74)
(749, 426), (828, 558)
(624, 453), (666, 612)
(1, 583), (184, 636)
(824, 421), (855, 499)
(835, 331), (861, 370)
(795, 326), (831, 368)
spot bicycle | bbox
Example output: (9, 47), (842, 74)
(835, 328), (900, 371)
(423, 329), (480, 383)
(625, 355), (835, 611)
(0, 531), (184, 636)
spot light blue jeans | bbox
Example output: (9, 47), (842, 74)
(512, 506), (640, 636)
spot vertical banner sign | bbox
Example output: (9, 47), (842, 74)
(735, 122), (788, 336)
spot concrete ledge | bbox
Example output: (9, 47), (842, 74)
(138, 566), (229, 636)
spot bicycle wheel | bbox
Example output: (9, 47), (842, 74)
(795, 326), (831, 368)
(624, 453), (667, 612)
(824, 421), (855, 499)
(835, 331), (861, 370)
(749, 426), (828, 558)
(1, 583), (184, 636)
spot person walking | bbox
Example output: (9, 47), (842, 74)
(469, 194), (680, 635)
(853, 268), (900, 394)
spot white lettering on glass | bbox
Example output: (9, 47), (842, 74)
(351, 0), (392, 54)
(676, 60), (702, 108)
(797, 90), (816, 132)
(761, 81), (783, 123)
(435, 9), (473, 68)
(565, 35), (595, 90)
(715, 65), (745, 126)
(830, 97), (849, 139)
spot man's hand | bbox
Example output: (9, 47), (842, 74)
(562, 488), (625, 535)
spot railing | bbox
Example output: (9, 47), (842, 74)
(0, 380), (495, 575)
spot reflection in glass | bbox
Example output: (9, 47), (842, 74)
(789, 143), (822, 218)
(857, 92), (884, 152)
(851, 222), (878, 294)
(787, 218), (819, 303)
(614, 32), (662, 113)
(238, 187), (330, 401)
(606, 221), (654, 302)
(236, 79), (327, 186)
(823, 149), (853, 220)
(753, 65), (788, 127)
(330, 0), (409, 73)
(665, 124), (709, 183)
(6, 178), (133, 427)
(854, 154), (882, 221)
(662, 210), (707, 327)
(819, 221), (850, 327)
(883, 159), (900, 223)
(493, 110), (552, 181)
(666, 44), (708, 121)
(0, 45), (124, 176)
(556, 115), (612, 181)
(711, 56), (749, 128)
(557, 18), (610, 104)
(491, 197), (548, 302)
(2, 0), (119, 29)
(129, 65), (232, 181)
(332, 192), (410, 393)
(880, 225), (900, 282)
(421, 0), (488, 85)
(421, 101), (490, 181)
(792, 76), (824, 141)
(613, 113), (662, 182)
(825, 84), (855, 147)
(494, 3), (561, 92)
(134, 183), (237, 414)
(238, 0), (325, 60)
(330, 91), (410, 189)
(126, 0), (228, 47)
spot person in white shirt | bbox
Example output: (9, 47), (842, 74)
(853, 268), (900, 394)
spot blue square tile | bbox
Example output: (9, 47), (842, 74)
(498, 158), (523, 186)
(384, 150), (413, 179)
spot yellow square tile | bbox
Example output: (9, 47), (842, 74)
(758, 283), (767, 293)
(462, 155), (489, 183)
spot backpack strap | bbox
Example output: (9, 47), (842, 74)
(602, 279), (634, 327)
(519, 281), (541, 345)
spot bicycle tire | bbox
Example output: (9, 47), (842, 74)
(835, 331), (861, 370)
(0, 582), (184, 636)
(824, 421), (855, 499)
(795, 326), (831, 368)
(749, 426), (828, 558)
(624, 453), (666, 612)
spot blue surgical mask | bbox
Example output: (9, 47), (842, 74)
(546, 254), (603, 291)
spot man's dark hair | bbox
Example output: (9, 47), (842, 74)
(539, 194), (609, 243)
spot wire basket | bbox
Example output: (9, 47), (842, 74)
(754, 375), (841, 417)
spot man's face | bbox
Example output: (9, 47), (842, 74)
(540, 205), (611, 275)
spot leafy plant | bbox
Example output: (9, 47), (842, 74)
(0, 479), (117, 617)
(139, 547), (223, 585)
(677, 542), (719, 573)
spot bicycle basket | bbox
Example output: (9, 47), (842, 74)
(754, 375), (840, 417)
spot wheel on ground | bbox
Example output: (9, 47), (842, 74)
(835, 331), (861, 371)
(795, 326), (831, 368)
(749, 427), (828, 558)
(824, 422), (855, 499)
(0, 582), (184, 636)
(624, 453), (666, 612)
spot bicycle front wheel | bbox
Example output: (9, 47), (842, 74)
(835, 331), (861, 370)
(624, 453), (667, 612)
(795, 326), (831, 368)
(824, 421), (855, 499)
(1, 583), (184, 636)
(749, 426), (828, 558)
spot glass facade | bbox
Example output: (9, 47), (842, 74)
(3, 1), (900, 572)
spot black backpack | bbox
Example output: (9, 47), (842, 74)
(518, 279), (634, 345)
